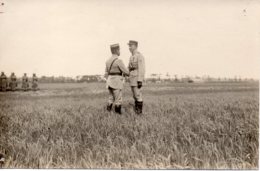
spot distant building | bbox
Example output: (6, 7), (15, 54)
(189, 76), (205, 83)
(77, 75), (104, 83)
(146, 73), (160, 83)
(39, 76), (76, 83)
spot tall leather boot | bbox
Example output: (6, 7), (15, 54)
(107, 103), (113, 112)
(115, 105), (122, 114)
(137, 101), (143, 114)
(135, 100), (138, 113)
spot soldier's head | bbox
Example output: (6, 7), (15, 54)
(128, 40), (138, 53)
(110, 44), (120, 56)
(11, 72), (14, 76)
(33, 73), (36, 76)
(24, 73), (27, 76)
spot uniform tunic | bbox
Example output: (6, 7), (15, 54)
(32, 76), (38, 90)
(128, 51), (145, 86)
(10, 75), (17, 91)
(22, 75), (29, 90)
(105, 55), (129, 90)
(105, 54), (129, 105)
(128, 50), (145, 102)
(0, 74), (7, 91)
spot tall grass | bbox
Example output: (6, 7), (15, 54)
(0, 82), (258, 169)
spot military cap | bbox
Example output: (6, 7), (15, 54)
(128, 40), (138, 46)
(110, 44), (120, 49)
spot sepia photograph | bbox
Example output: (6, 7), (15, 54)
(0, 0), (259, 169)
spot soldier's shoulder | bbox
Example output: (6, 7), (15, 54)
(136, 52), (144, 59)
(105, 57), (111, 64)
(115, 58), (124, 64)
(136, 51), (143, 56)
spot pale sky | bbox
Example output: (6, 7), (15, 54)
(0, 0), (259, 78)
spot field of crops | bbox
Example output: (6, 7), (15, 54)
(0, 82), (258, 169)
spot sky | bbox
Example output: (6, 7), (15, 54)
(0, 0), (259, 78)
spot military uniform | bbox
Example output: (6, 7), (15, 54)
(9, 73), (17, 91)
(128, 40), (145, 114)
(32, 74), (38, 91)
(0, 72), (7, 92)
(105, 44), (129, 114)
(22, 74), (29, 91)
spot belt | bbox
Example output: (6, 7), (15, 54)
(109, 73), (122, 76)
(130, 68), (137, 71)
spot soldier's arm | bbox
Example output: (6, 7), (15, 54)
(128, 57), (132, 70)
(128, 59), (130, 70)
(137, 54), (145, 82)
(117, 59), (129, 76)
(104, 63), (109, 79)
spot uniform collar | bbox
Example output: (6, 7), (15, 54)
(112, 54), (119, 58)
(132, 49), (139, 55)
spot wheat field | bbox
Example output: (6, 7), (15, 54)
(0, 82), (258, 169)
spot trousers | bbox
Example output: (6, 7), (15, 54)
(108, 86), (122, 105)
(131, 86), (142, 102)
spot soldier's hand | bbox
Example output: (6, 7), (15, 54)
(137, 81), (142, 89)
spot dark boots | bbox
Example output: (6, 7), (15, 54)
(135, 101), (143, 114)
(135, 101), (138, 113)
(115, 105), (122, 114)
(106, 103), (113, 112)
(107, 104), (122, 114)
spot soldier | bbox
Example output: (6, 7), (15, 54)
(32, 73), (38, 91)
(0, 72), (7, 92)
(105, 44), (129, 114)
(128, 40), (145, 114)
(9, 72), (17, 91)
(22, 73), (29, 91)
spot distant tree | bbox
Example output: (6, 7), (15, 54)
(234, 76), (238, 82)
(174, 74), (178, 82)
(238, 76), (242, 82)
(165, 72), (171, 82)
(39, 76), (76, 83)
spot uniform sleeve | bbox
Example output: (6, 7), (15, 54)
(117, 59), (129, 76)
(137, 54), (145, 82)
(104, 63), (109, 79)
(128, 57), (131, 70)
